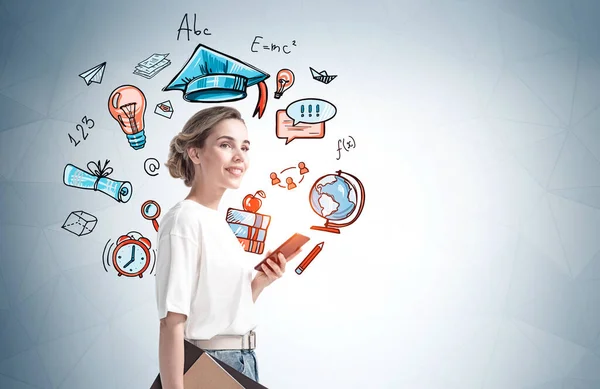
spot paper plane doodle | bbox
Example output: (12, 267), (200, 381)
(79, 62), (106, 86)
(154, 100), (173, 119)
(162, 44), (270, 119)
(310, 67), (337, 84)
(134, 53), (171, 79)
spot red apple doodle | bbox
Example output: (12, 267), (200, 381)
(243, 190), (266, 213)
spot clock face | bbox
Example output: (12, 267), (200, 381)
(114, 242), (148, 275)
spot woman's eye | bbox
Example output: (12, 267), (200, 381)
(220, 143), (231, 148)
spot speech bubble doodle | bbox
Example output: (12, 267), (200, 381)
(276, 110), (325, 144)
(286, 98), (336, 126)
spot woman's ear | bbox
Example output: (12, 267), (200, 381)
(187, 147), (201, 164)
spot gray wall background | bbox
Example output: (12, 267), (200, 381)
(1, 0), (600, 388)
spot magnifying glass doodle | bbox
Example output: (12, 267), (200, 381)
(141, 200), (161, 232)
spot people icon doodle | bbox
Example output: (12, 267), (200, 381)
(270, 172), (281, 185)
(271, 162), (309, 190)
(298, 162), (309, 174)
(285, 177), (296, 190)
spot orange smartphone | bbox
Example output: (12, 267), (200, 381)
(254, 233), (310, 271)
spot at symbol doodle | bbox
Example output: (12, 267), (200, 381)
(144, 158), (160, 176)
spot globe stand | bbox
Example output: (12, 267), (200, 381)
(311, 221), (341, 234)
(309, 170), (365, 235)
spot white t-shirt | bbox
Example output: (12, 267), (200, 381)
(155, 199), (257, 340)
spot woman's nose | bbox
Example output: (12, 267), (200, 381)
(233, 149), (245, 162)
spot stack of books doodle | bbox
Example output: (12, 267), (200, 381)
(226, 208), (271, 254)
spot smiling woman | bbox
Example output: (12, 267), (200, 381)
(164, 106), (249, 189)
(155, 106), (301, 389)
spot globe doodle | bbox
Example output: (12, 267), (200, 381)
(309, 170), (365, 233)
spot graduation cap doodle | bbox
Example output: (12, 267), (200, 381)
(162, 45), (270, 119)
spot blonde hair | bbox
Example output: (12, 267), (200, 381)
(165, 106), (244, 187)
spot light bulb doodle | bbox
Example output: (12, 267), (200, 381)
(141, 200), (161, 232)
(63, 160), (133, 203)
(108, 85), (147, 150)
(102, 231), (156, 278)
(274, 69), (295, 99)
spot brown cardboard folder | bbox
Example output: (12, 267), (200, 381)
(150, 340), (268, 389)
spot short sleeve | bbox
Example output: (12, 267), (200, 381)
(155, 233), (200, 320)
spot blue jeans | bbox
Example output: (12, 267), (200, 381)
(205, 349), (259, 382)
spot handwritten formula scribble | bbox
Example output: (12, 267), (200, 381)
(336, 136), (356, 160)
(251, 36), (296, 54)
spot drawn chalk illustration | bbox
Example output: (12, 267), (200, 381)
(134, 53), (171, 79)
(103, 231), (156, 278)
(276, 98), (337, 144)
(226, 190), (271, 254)
(67, 115), (95, 147)
(177, 13), (212, 41)
(275, 111), (324, 144)
(63, 160), (133, 203)
(108, 85), (147, 150)
(271, 162), (309, 190)
(250, 35), (297, 54)
(162, 44), (270, 119)
(144, 157), (160, 176)
(274, 68), (294, 99)
(310, 67), (337, 84)
(141, 200), (161, 232)
(62, 210), (97, 236)
(288, 98), (336, 125)
(309, 170), (365, 234)
(336, 135), (356, 160)
(295, 241), (324, 275)
(154, 100), (173, 119)
(79, 62), (106, 86)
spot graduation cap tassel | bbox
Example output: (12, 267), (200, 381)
(252, 81), (268, 119)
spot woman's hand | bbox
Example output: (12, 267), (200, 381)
(251, 249), (301, 300)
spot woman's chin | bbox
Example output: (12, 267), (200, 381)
(225, 178), (243, 189)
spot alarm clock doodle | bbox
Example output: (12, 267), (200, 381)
(102, 231), (157, 278)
